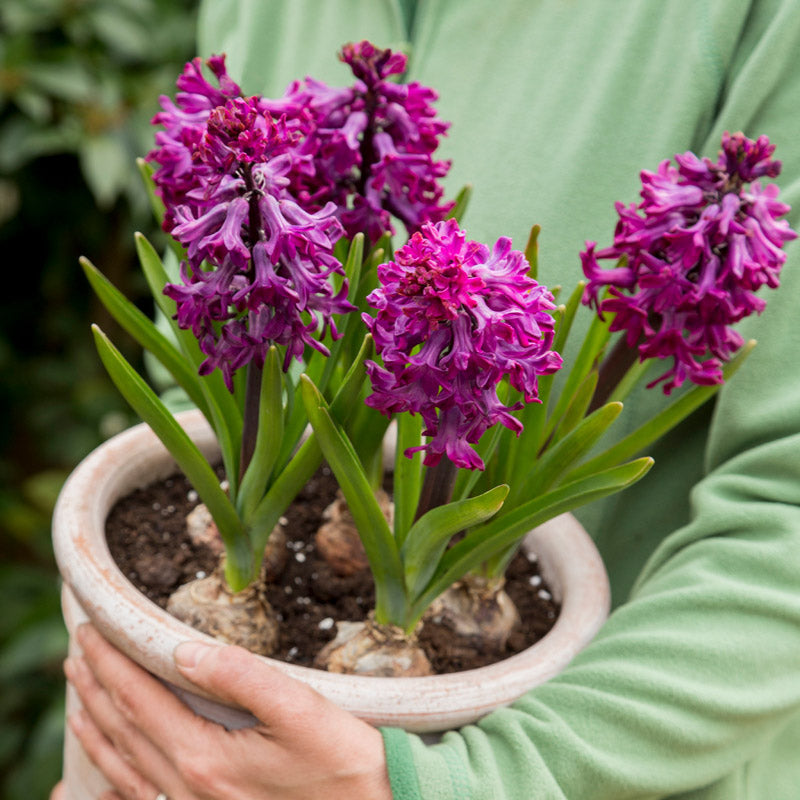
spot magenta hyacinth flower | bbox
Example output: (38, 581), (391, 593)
(147, 56), (353, 389)
(581, 132), (797, 394)
(363, 219), (563, 470)
(267, 40), (454, 243)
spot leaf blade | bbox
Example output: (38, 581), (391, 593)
(402, 485), (508, 602)
(91, 325), (251, 588)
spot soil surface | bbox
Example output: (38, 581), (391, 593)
(105, 467), (560, 674)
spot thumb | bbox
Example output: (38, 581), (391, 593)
(174, 641), (319, 723)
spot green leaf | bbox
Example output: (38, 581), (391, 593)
(565, 340), (757, 483)
(607, 357), (652, 405)
(549, 369), (599, 445)
(134, 232), (243, 499)
(393, 413), (423, 546)
(274, 357), (313, 473)
(300, 375), (407, 626)
(80, 256), (210, 419)
(237, 347), (283, 520)
(344, 392), (390, 469)
(245, 335), (375, 557)
(91, 325), (252, 588)
(402, 485), (508, 602)
(136, 157), (167, 229)
(409, 457), (653, 622)
(509, 401), (623, 505)
(133, 232), (187, 326)
(542, 300), (612, 447)
(446, 183), (472, 223)
(524, 224), (541, 280)
(314, 233), (364, 396)
(552, 281), (587, 357)
(501, 285), (586, 485)
(453, 419), (506, 502)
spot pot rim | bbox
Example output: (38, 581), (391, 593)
(53, 409), (610, 732)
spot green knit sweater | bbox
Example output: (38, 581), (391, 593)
(198, 2), (800, 797)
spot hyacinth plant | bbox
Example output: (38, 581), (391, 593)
(82, 42), (796, 674)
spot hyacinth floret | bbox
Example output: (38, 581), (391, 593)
(148, 56), (352, 389)
(268, 40), (454, 243)
(581, 132), (797, 393)
(363, 219), (562, 470)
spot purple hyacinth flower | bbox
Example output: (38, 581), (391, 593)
(363, 219), (563, 470)
(581, 132), (797, 394)
(148, 56), (353, 389)
(269, 40), (454, 243)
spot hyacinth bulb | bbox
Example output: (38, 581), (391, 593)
(581, 132), (798, 394)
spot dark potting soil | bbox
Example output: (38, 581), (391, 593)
(105, 467), (560, 674)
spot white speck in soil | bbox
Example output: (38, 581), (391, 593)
(318, 617), (334, 630)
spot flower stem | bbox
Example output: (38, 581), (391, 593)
(587, 334), (640, 414)
(240, 362), (262, 480)
(414, 457), (459, 521)
(356, 93), (377, 197)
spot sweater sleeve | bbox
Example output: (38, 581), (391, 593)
(196, 0), (407, 95)
(390, 237), (800, 800)
(385, 2), (800, 798)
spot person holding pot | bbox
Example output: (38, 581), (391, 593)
(53, 1), (800, 799)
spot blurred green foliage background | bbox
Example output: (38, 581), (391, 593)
(0, 1), (197, 796)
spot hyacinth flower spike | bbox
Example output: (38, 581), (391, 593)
(582, 132), (796, 402)
(545, 132), (797, 486)
(82, 59), (369, 656)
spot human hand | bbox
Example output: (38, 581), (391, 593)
(64, 623), (393, 800)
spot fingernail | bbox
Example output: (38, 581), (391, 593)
(174, 641), (213, 670)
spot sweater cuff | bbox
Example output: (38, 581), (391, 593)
(381, 727), (464, 800)
(381, 727), (423, 799)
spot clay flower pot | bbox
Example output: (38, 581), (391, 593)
(53, 409), (610, 799)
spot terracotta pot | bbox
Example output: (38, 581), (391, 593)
(53, 409), (610, 799)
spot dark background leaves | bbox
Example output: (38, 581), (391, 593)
(0, 1), (197, 796)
